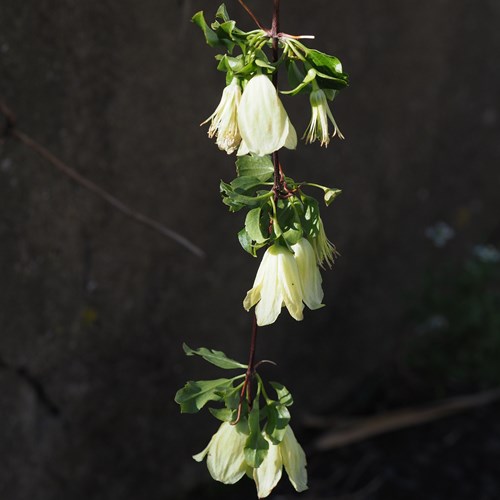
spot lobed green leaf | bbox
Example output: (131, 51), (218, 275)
(305, 49), (349, 90)
(183, 343), (247, 370)
(270, 382), (294, 406)
(175, 378), (234, 413)
(209, 407), (237, 422)
(192, 11), (221, 47)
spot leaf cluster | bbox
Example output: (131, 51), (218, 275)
(193, 4), (349, 95)
(219, 155), (341, 257)
(175, 344), (295, 467)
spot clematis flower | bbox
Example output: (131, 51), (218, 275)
(253, 426), (308, 498)
(237, 74), (297, 156)
(243, 239), (324, 326)
(243, 243), (304, 326)
(201, 78), (242, 154)
(310, 217), (338, 269)
(193, 421), (248, 484)
(303, 88), (344, 147)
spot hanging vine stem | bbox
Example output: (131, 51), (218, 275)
(271, 0), (281, 199)
(232, 0), (282, 427)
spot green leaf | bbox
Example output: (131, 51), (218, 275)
(238, 227), (267, 257)
(209, 407), (236, 422)
(244, 404), (269, 468)
(231, 175), (265, 192)
(220, 179), (272, 212)
(270, 382), (294, 406)
(215, 3), (230, 22)
(324, 188), (342, 206)
(272, 216), (283, 238)
(245, 207), (268, 244)
(236, 155), (274, 182)
(281, 68), (317, 96)
(283, 227), (302, 246)
(301, 195), (321, 239)
(307, 49), (344, 73)
(265, 403), (291, 445)
(305, 49), (349, 90)
(224, 387), (242, 410)
(286, 60), (308, 94)
(192, 11), (220, 47)
(255, 58), (276, 71)
(183, 343), (247, 370)
(175, 378), (234, 413)
(238, 227), (256, 256)
(214, 20), (237, 44)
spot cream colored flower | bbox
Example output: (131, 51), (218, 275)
(310, 217), (338, 269)
(243, 239), (324, 326)
(237, 74), (297, 156)
(243, 244), (304, 326)
(202, 78), (242, 154)
(303, 88), (344, 147)
(253, 426), (308, 499)
(193, 422), (248, 484)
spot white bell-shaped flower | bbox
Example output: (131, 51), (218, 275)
(237, 74), (297, 156)
(202, 78), (242, 154)
(243, 239), (324, 326)
(243, 243), (304, 326)
(193, 421), (248, 484)
(253, 426), (308, 498)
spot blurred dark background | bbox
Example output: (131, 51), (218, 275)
(1, 0), (500, 498)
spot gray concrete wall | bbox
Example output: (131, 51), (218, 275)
(0, 0), (499, 498)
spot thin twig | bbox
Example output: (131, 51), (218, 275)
(0, 100), (204, 258)
(307, 387), (500, 451)
(237, 0), (265, 30)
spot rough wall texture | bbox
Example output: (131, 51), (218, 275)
(0, 0), (499, 498)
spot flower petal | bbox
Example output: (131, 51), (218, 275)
(237, 74), (295, 156)
(280, 426), (308, 493)
(292, 238), (324, 310)
(253, 438), (283, 498)
(277, 248), (304, 321)
(203, 422), (248, 484)
(254, 246), (284, 326)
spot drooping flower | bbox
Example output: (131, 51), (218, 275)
(237, 74), (297, 156)
(243, 239), (324, 326)
(253, 426), (308, 499)
(194, 423), (307, 498)
(201, 78), (242, 154)
(193, 421), (248, 484)
(310, 217), (338, 269)
(303, 88), (344, 147)
(243, 243), (304, 326)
